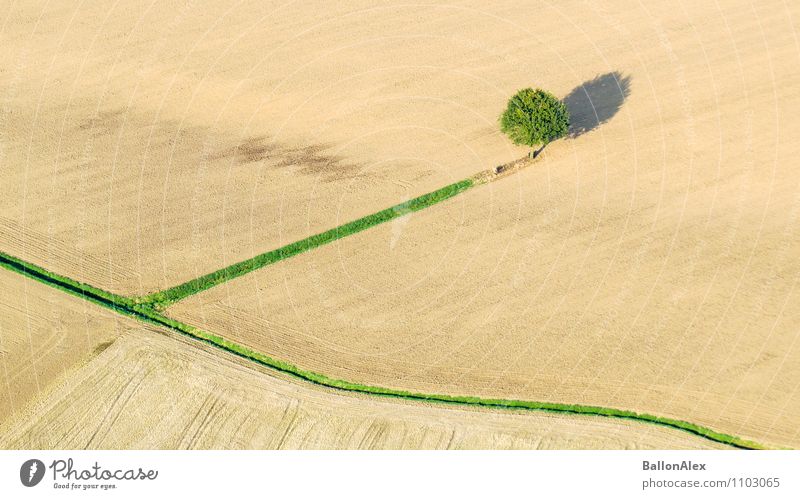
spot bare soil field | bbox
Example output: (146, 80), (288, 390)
(3, 0), (799, 450)
(0, 0), (573, 295)
(168, 1), (800, 449)
(0, 328), (727, 450)
(0, 271), (729, 449)
(0, 270), (125, 423)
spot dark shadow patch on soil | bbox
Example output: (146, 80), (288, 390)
(76, 108), (203, 144)
(211, 136), (277, 164)
(206, 135), (363, 183)
(77, 109), (127, 135)
(92, 340), (116, 356)
(563, 72), (632, 138)
(76, 109), (363, 183)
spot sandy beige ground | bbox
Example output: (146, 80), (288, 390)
(0, 270), (125, 422)
(2, 0), (559, 295)
(0, 328), (727, 450)
(3, 0), (799, 449)
(0, 272), (728, 449)
(7, 1), (793, 297)
(168, 1), (800, 449)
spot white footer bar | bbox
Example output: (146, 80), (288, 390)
(1, 450), (797, 498)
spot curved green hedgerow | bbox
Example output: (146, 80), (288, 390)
(0, 251), (768, 450)
(0, 251), (134, 308)
(156, 315), (768, 450)
(138, 178), (474, 308)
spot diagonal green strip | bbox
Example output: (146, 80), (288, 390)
(138, 178), (474, 308)
(0, 250), (771, 450)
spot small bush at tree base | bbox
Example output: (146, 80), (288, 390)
(500, 88), (569, 151)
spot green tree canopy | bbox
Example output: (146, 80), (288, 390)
(499, 88), (569, 150)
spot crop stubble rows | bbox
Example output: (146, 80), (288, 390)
(0, 166), (768, 450)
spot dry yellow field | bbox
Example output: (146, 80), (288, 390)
(0, 329), (728, 450)
(2, 0), (799, 450)
(0, 270), (124, 422)
(166, 0), (800, 449)
(0, 272), (728, 449)
(3, 0), (547, 295)
(7, 1), (793, 297)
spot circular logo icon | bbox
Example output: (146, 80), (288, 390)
(20, 459), (45, 487)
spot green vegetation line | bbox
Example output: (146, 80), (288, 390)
(0, 250), (767, 450)
(138, 179), (474, 307)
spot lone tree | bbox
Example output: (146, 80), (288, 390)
(499, 88), (569, 158)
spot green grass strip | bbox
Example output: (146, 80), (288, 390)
(138, 178), (474, 307)
(0, 250), (769, 450)
(0, 251), (134, 308)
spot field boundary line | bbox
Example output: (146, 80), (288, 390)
(137, 152), (544, 307)
(138, 178), (474, 308)
(0, 251), (771, 450)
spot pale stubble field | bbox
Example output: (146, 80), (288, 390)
(166, 1), (800, 448)
(1, 0), (799, 449)
(0, 273), (728, 449)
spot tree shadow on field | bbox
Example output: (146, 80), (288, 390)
(563, 72), (632, 138)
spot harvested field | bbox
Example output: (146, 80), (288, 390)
(2, 0), (799, 451)
(0, 251), (761, 448)
(168, 0), (800, 449)
(0, 269), (126, 423)
(1, 0), (555, 295)
(0, 330), (728, 450)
